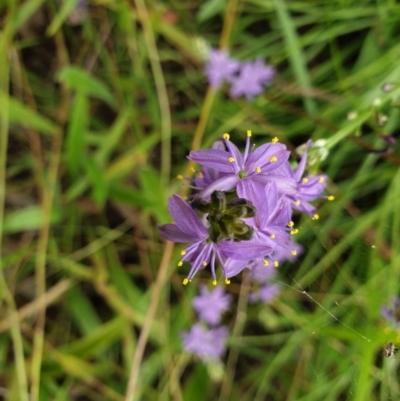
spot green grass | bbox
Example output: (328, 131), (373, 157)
(1, 0), (400, 400)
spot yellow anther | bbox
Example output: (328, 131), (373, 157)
(178, 261), (183, 267)
(328, 195), (335, 201)
(269, 156), (278, 163)
(190, 167), (196, 173)
(290, 229), (299, 235)
(228, 157), (235, 163)
(255, 166), (261, 173)
(201, 261), (207, 266)
(272, 137), (279, 143)
(302, 178), (309, 184)
(263, 259), (269, 266)
(183, 278), (189, 285)
(288, 221), (294, 227)
(197, 172), (204, 178)
(223, 133), (230, 140)
(270, 234), (275, 239)
(318, 177), (325, 183)
(177, 174), (183, 180)
(181, 250), (186, 256)
(247, 130), (252, 137)
(212, 280), (217, 286)
(295, 200), (301, 206)
(274, 261), (279, 267)
(313, 213), (319, 220)
(225, 278), (231, 284)
(291, 250), (297, 256)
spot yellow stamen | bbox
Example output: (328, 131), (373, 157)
(181, 250), (186, 256)
(178, 261), (183, 266)
(263, 259), (269, 266)
(288, 221), (294, 227)
(223, 133), (230, 140)
(318, 177), (325, 183)
(177, 174), (183, 180)
(212, 280), (217, 286)
(197, 172), (204, 178)
(272, 137), (279, 143)
(247, 130), (252, 137)
(290, 229), (299, 235)
(295, 200), (301, 206)
(201, 261), (207, 266)
(302, 178), (309, 184)
(190, 167), (196, 173)
(270, 234), (275, 239)
(313, 213), (319, 220)
(182, 278), (189, 285)
(228, 157), (235, 163)
(270, 156), (278, 163)
(328, 195), (335, 201)
(274, 261), (279, 267)
(225, 278), (231, 284)
(291, 250), (297, 256)
(255, 166), (261, 173)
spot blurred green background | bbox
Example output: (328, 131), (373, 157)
(1, 0), (400, 400)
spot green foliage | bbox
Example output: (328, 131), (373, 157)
(1, 0), (400, 400)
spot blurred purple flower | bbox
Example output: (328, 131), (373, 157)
(193, 285), (232, 325)
(249, 283), (280, 304)
(181, 323), (228, 361)
(381, 296), (400, 328)
(158, 195), (273, 281)
(230, 59), (275, 100)
(249, 258), (276, 284)
(188, 133), (296, 200)
(204, 49), (240, 89)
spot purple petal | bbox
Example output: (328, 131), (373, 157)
(224, 258), (250, 278)
(223, 138), (244, 169)
(246, 143), (289, 172)
(237, 180), (278, 229)
(294, 140), (312, 182)
(188, 149), (236, 173)
(218, 240), (273, 260)
(197, 174), (240, 199)
(158, 224), (202, 243)
(253, 174), (298, 195)
(168, 195), (208, 239)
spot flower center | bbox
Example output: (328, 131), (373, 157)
(238, 170), (248, 179)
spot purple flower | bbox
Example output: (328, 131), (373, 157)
(204, 49), (240, 89)
(192, 285), (232, 325)
(281, 141), (327, 217)
(381, 297), (400, 328)
(188, 133), (297, 200)
(230, 59), (275, 100)
(249, 283), (280, 304)
(181, 323), (229, 361)
(158, 195), (273, 282)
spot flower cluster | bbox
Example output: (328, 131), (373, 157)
(181, 286), (231, 361)
(159, 132), (329, 285)
(204, 49), (275, 100)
